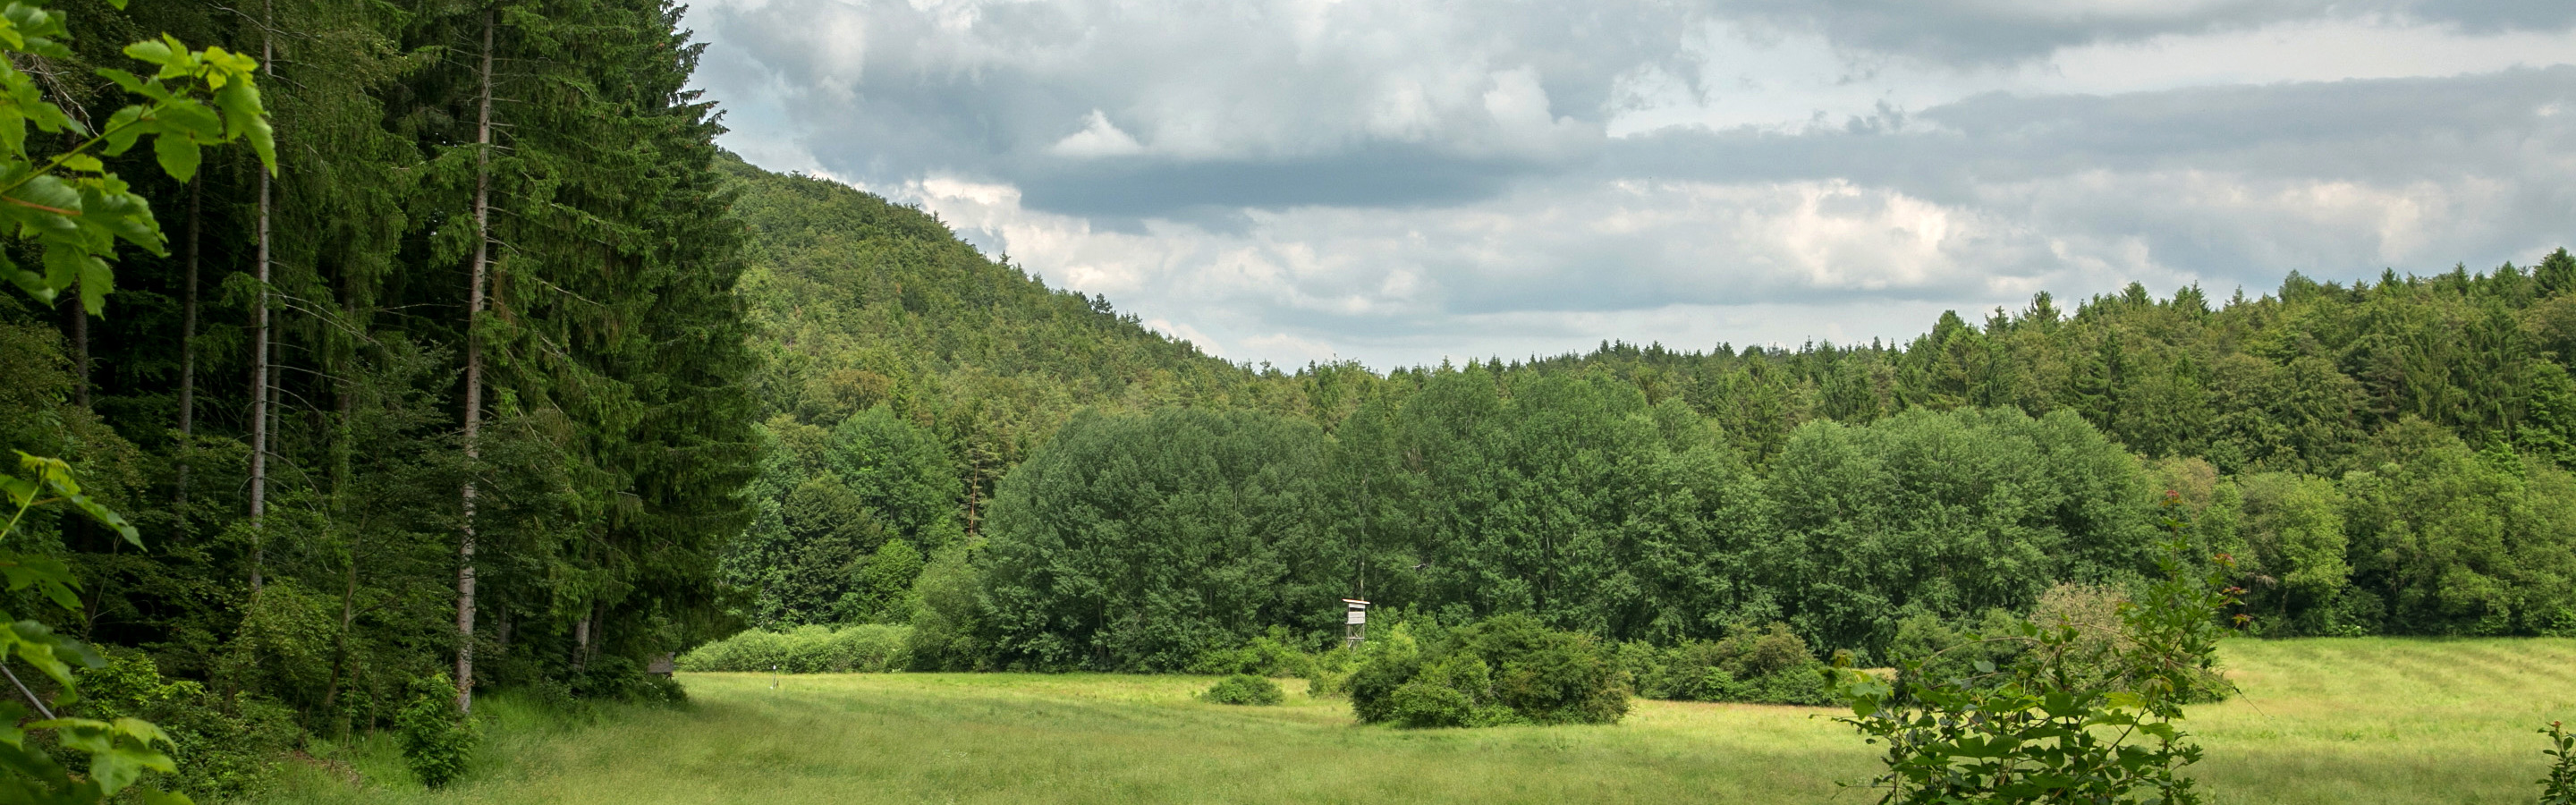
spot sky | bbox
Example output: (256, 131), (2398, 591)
(682, 0), (2576, 370)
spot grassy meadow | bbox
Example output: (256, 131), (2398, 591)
(271, 638), (2576, 804)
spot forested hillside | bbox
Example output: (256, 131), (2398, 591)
(712, 158), (1342, 625)
(718, 176), (2576, 670)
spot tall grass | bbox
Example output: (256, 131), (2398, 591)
(269, 638), (2576, 805)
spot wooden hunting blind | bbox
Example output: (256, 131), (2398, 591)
(1343, 599), (1368, 648)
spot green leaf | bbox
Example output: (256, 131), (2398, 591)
(158, 98), (223, 138)
(77, 253), (110, 317)
(153, 130), (200, 182)
(121, 38), (176, 66)
(0, 475), (35, 508)
(98, 106), (148, 154)
(141, 789), (197, 805)
(0, 552), (86, 611)
(96, 67), (145, 95)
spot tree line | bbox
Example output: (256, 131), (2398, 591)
(730, 225), (2576, 669)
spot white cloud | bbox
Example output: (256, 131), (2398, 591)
(1048, 110), (1148, 158)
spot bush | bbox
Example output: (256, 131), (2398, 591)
(1828, 521), (2238, 803)
(575, 654), (690, 704)
(1199, 674), (1285, 706)
(1349, 614), (1629, 728)
(1190, 626), (1325, 678)
(678, 623), (913, 673)
(77, 650), (300, 801)
(1633, 623), (1836, 706)
(394, 674), (476, 789)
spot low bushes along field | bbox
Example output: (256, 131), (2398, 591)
(678, 624), (913, 674)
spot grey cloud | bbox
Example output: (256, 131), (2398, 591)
(1009, 147), (1544, 217)
(704, 0), (2576, 220)
(689, 0), (2576, 368)
(701, 0), (1699, 215)
(1710, 0), (2576, 65)
(1607, 66), (2576, 199)
(1069, 68), (2576, 338)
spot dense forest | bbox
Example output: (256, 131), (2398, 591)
(720, 154), (2576, 674)
(0, 0), (754, 796)
(4, 0), (2575, 797)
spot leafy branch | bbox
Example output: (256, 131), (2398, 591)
(0, 0), (274, 801)
(0, 0), (275, 317)
(1828, 491), (2241, 804)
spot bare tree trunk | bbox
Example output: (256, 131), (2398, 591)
(248, 2), (275, 596)
(456, 7), (495, 715)
(572, 610), (591, 674)
(176, 177), (200, 511)
(249, 163), (270, 595)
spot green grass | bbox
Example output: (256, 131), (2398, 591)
(269, 638), (2576, 804)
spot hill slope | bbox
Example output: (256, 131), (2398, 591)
(716, 156), (1330, 624)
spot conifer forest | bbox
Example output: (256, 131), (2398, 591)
(0, 0), (2572, 801)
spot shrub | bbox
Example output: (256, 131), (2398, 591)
(77, 649), (300, 801)
(575, 654), (690, 704)
(394, 674), (476, 790)
(1199, 674), (1285, 706)
(679, 623), (913, 673)
(1634, 623), (1836, 706)
(1349, 614), (1629, 728)
(1885, 609), (2027, 687)
(1345, 628), (1426, 724)
(1828, 512), (2238, 804)
(1190, 626), (1324, 678)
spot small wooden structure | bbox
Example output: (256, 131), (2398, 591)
(1342, 599), (1368, 648)
(646, 652), (676, 676)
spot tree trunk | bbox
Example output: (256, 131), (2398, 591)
(176, 177), (200, 511)
(248, 3), (276, 596)
(456, 7), (495, 715)
(249, 157), (271, 596)
(572, 610), (591, 674)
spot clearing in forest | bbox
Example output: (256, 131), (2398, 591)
(276, 638), (2576, 804)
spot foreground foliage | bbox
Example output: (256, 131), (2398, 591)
(4, 456), (187, 803)
(1828, 498), (2239, 803)
(1, 0), (273, 798)
(2543, 721), (2576, 805)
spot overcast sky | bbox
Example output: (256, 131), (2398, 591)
(683, 0), (2576, 369)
